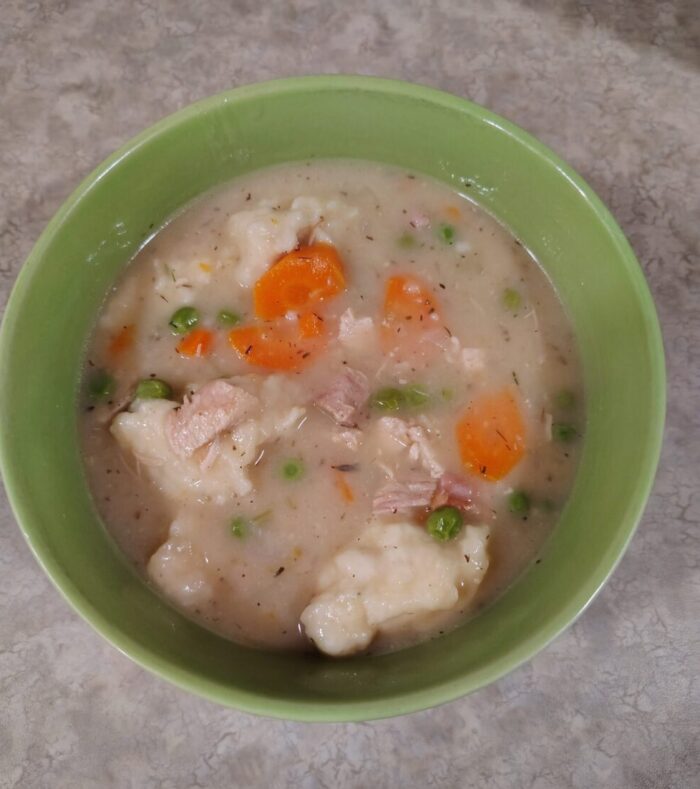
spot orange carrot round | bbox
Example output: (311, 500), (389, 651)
(381, 273), (442, 347)
(176, 328), (214, 358)
(254, 243), (346, 320)
(228, 323), (321, 371)
(456, 389), (526, 481)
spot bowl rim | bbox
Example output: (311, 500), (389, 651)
(0, 75), (666, 721)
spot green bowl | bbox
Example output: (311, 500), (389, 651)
(0, 77), (665, 721)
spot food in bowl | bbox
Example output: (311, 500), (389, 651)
(80, 160), (584, 657)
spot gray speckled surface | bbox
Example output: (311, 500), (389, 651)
(1, 1), (699, 786)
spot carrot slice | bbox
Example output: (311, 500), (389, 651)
(228, 324), (321, 371)
(108, 324), (134, 357)
(176, 328), (214, 358)
(298, 311), (324, 339)
(383, 274), (442, 324)
(445, 205), (461, 220)
(455, 389), (526, 481)
(254, 243), (346, 319)
(334, 471), (355, 503)
(381, 274), (442, 347)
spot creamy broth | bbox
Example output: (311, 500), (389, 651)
(80, 161), (583, 655)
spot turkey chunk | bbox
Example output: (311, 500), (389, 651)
(300, 521), (490, 656)
(111, 376), (305, 505)
(314, 368), (369, 427)
(166, 380), (258, 457)
(372, 478), (436, 514)
(373, 416), (445, 478)
(228, 197), (357, 287)
(111, 399), (259, 502)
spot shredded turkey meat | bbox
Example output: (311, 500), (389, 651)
(372, 478), (437, 514)
(314, 368), (370, 427)
(165, 380), (258, 458)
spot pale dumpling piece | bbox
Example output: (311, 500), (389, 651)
(227, 196), (357, 286)
(148, 516), (214, 609)
(111, 376), (305, 505)
(300, 521), (490, 656)
(111, 398), (258, 502)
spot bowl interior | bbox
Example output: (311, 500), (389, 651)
(0, 77), (664, 721)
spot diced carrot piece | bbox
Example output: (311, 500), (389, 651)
(298, 312), (324, 339)
(383, 274), (441, 324)
(445, 205), (461, 220)
(176, 328), (214, 358)
(108, 324), (134, 357)
(455, 389), (526, 481)
(199, 262), (212, 273)
(228, 324), (320, 371)
(381, 274), (442, 347)
(254, 243), (346, 319)
(334, 471), (355, 503)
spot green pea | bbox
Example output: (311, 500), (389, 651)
(502, 288), (522, 311)
(371, 387), (406, 412)
(398, 232), (417, 249)
(87, 370), (115, 401)
(552, 422), (578, 443)
(281, 459), (305, 481)
(508, 490), (531, 516)
(437, 223), (456, 245)
(217, 309), (242, 327)
(169, 306), (199, 335)
(404, 384), (430, 407)
(426, 506), (464, 542)
(230, 516), (248, 538)
(555, 390), (576, 409)
(135, 378), (172, 400)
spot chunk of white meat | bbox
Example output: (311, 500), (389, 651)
(372, 478), (436, 515)
(111, 399), (258, 502)
(432, 472), (477, 510)
(300, 521), (490, 656)
(148, 516), (214, 610)
(111, 376), (305, 505)
(166, 380), (258, 457)
(227, 196), (357, 287)
(314, 368), (369, 427)
(373, 416), (445, 478)
(338, 308), (377, 357)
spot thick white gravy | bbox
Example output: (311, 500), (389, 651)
(80, 161), (583, 655)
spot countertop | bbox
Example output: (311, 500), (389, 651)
(1, 1), (698, 787)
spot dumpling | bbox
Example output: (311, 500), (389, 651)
(227, 197), (357, 286)
(111, 376), (305, 506)
(300, 521), (490, 656)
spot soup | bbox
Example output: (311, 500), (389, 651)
(80, 161), (583, 656)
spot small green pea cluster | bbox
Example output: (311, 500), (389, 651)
(168, 305), (242, 335)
